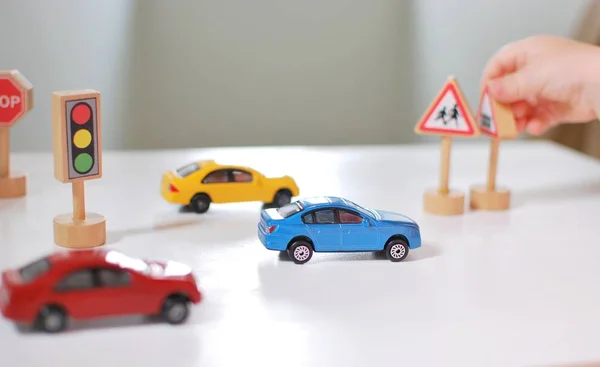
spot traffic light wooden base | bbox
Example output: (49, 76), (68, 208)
(469, 185), (510, 211)
(0, 172), (26, 198)
(423, 189), (465, 215)
(53, 212), (106, 249)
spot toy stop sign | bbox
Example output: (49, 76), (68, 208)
(0, 70), (33, 127)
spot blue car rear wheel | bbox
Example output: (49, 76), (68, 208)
(287, 240), (313, 264)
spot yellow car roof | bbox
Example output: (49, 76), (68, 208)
(194, 160), (253, 171)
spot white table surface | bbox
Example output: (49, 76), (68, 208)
(2, 140), (600, 367)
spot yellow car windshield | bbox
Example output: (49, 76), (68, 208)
(176, 163), (200, 177)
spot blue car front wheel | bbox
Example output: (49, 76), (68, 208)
(385, 239), (409, 262)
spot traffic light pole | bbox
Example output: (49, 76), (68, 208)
(72, 181), (85, 221)
(0, 127), (8, 178)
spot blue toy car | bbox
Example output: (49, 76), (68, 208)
(257, 196), (421, 264)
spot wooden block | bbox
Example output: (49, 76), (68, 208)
(424, 189), (465, 215)
(53, 212), (106, 249)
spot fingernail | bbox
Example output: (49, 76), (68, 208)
(526, 122), (546, 136)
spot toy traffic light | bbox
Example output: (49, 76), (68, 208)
(53, 90), (101, 182)
(52, 90), (105, 249)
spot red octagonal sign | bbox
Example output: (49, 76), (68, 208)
(0, 70), (33, 128)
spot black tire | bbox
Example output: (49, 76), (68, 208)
(190, 194), (211, 214)
(384, 238), (409, 262)
(161, 296), (190, 324)
(273, 190), (292, 207)
(287, 240), (313, 264)
(36, 305), (68, 333)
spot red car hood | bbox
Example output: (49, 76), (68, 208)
(1, 269), (20, 286)
(147, 260), (194, 279)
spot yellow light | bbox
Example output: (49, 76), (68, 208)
(73, 129), (92, 148)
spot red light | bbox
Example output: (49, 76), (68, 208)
(72, 103), (91, 125)
(267, 225), (277, 234)
(169, 184), (179, 193)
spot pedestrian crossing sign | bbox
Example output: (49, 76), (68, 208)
(415, 76), (479, 137)
(476, 87), (518, 139)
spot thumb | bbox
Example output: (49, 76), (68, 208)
(487, 70), (540, 103)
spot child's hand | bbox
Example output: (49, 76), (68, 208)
(481, 35), (600, 135)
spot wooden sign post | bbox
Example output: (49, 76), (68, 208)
(469, 87), (518, 210)
(414, 76), (479, 215)
(52, 89), (106, 248)
(0, 70), (33, 199)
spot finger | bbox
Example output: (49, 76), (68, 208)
(525, 119), (549, 135)
(515, 117), (528, 133)
(487, 68), (542, 104)
(511, 101), (533, 119)
(524, 104), (557, 135)
(480, 41), (528, 91)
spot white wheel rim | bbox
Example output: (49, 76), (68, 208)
(45, 313), (62, 331)
(168, 304), (186, 321)
(390, 244), (406, 259)
(293, 245), (310, 261)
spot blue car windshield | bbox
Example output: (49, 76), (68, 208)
(343, 199), (378, 219)
(277, 202), (304, 218)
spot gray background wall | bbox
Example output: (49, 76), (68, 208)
(0, 0), (589, 151)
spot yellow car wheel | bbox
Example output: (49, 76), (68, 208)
(273, 189), (292, 207)
(190, 194), (211, 214)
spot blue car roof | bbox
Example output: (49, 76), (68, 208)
(298, 196), (349, 208)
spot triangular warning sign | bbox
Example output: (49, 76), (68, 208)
(476, 87), (518, 139)
(415, 77), (479, 137)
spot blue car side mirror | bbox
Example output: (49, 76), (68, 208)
(363, 219), (370, 227)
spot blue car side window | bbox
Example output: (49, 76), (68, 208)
(338, 209), (362, 224)
(314, 209), (336, 224)
(302, 213), (314, 224)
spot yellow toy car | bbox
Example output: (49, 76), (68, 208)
(161, 160), (300, 213)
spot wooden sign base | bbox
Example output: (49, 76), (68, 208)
(469, 186), (510, 210)
(0, 173), (26, 198)
(54, 212), (106, 249)
(424, 189), (465, 215)
(53, 181), (106, 249)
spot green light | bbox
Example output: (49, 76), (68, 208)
(74, 153), (93, 173)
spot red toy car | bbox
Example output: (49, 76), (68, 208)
(0, 248), (202, 332)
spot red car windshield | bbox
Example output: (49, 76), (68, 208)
(18, 257), (51, 283)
